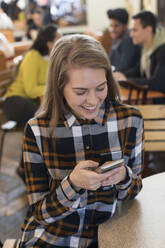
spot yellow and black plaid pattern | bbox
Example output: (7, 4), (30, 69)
(20, 102), (143, 248)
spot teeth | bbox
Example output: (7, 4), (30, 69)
(84, 106), (96, 110)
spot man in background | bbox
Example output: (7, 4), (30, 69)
(114, 11), (165, 102)
(107, 8), (141, 72)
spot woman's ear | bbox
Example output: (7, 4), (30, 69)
(47, 33), (62, 53)
(47, 41), (52, 53)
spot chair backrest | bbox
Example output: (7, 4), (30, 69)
(0, 69), (13, 96)
(0, 54), (24, 97)
(83, 30), (112, 55)
(0, 51), (7, 71)
(97, 30), (112, 54)
(134, 104), (165, 152)
(119, 80), (149, 105)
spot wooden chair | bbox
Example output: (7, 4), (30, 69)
(83, 30), (112, 55)
(119, 80), (149, 105)
(97, 30), (112, 54)
(0, 29), (14, 43)
(0, 54), (23, 97)
(0, 51), (7, 71)
(134, 104), (165, 177)
(13, 20), (26, 32)
(0, 67), (23, 169)
(0, 69), (13, 97)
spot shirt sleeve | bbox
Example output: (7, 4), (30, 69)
(21, 52), (46, 99)
(115, 110), (144, 200)
(110, 36), (141, 73)
(23, 123), (85, 225)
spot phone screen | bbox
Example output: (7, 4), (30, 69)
(95, 159), (124, 173)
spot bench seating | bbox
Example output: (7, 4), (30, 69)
(134, 104), (165, 177)
(134, 105), (165, 151)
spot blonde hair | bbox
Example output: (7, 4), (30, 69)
(36, 34), (121, 131)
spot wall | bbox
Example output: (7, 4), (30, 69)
(87, 0), (126, 32)
(59, 0), (141, 34)
(142, 0), (157, 13)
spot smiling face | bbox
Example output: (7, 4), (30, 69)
(63, 67), (108, 120)
(130, 18), (150, 45)
(109, 19), (127, 40)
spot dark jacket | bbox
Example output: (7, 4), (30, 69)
(109, 31), (141, 72)
(125, 43), (165, 93)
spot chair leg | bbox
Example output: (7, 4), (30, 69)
(0, 130), (7, 169)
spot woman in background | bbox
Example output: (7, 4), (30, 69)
(2, 24), (61, 182)
(3, 24), (61, 125)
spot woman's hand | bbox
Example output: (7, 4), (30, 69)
(100, 165), (126, 187)
(69, 160), (101, 191)
(69, 160), (127, 191)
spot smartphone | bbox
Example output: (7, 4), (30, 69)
(95, 159), (124, 174)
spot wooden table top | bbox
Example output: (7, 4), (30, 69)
(11, 40), (32, 56)
(11, 40), (32, 48)
(98, 172), (165, 248)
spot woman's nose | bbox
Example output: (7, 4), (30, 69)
(86, 91), (97, 105)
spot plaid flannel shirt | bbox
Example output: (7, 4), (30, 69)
(20, 102), (143, 248)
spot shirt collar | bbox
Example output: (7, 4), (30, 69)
(64, 102), (108, 129)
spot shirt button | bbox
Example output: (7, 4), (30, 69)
(86, 145), (90, 150)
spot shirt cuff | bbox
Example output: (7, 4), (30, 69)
(57, 175), (85, 206)
(115, 166), (132, 190)
(67, 175), (83, 193)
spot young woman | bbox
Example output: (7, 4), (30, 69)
(20, 34), (143, 248)
(3, 24), (61, 125)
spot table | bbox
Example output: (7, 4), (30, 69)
(11, 40), (32, 56)
(120, 85), (165, 103)
(98, 172), (165, 248)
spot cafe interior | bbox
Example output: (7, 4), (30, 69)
(0, 0), (165, 247)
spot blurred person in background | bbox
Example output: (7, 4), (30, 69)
(27, 7), (52, 40)
(2, 24), (61, 181)
(26, 8), (44, 40)
(107, 8), (141, 72)
(3, 23), (61, 126)
(0, 31), (14, 58)
(0, 7), (14, 29)
(114, 11), (165, 103)
(1, 0), (22, 20)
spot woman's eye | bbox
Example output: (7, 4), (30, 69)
(97, 87), (105, 91)
(75, 91), (86, 95)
